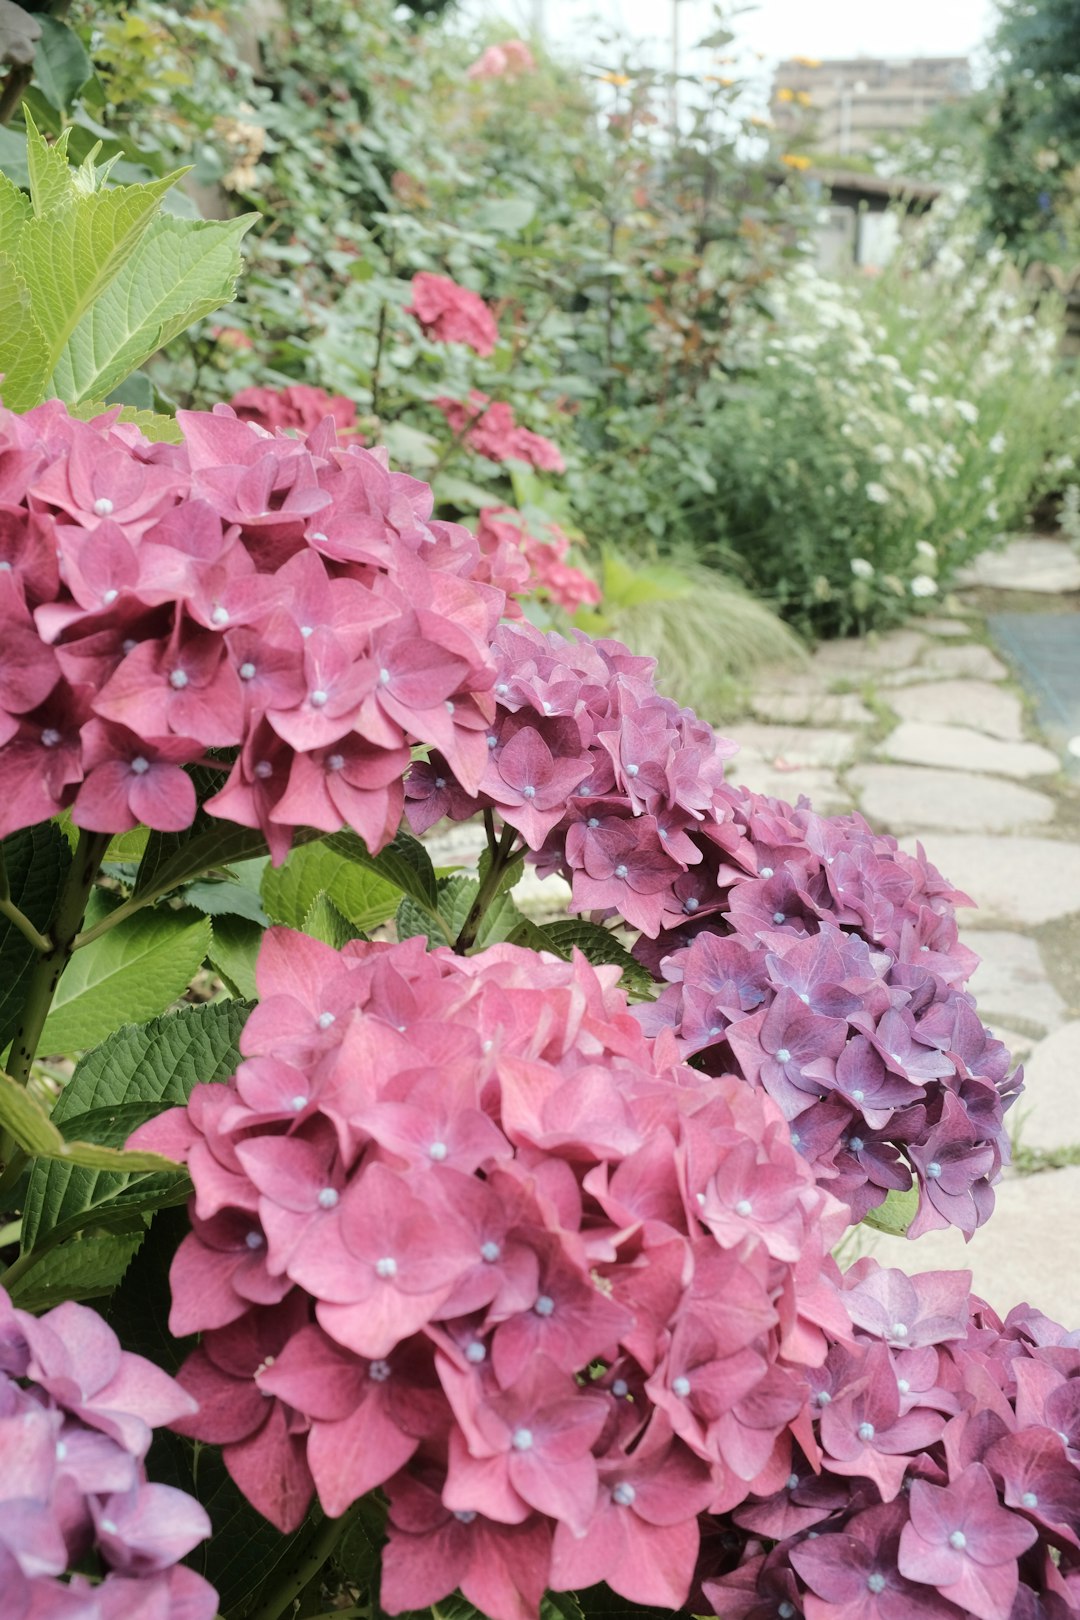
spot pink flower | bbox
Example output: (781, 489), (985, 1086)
(229, 384), (359, 438)
(435, 395), (565, 472)
(407, 273), (500, 357)
(466, 39), (536, 79)
(898, 1462), (1038, 1620)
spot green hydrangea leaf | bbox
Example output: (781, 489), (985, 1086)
(39, 904), (212, 1055)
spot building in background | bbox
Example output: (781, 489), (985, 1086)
(771, 56), (972, 158)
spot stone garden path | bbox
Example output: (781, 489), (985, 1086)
(733, 536), (1080, 1324)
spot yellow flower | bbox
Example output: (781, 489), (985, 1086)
(776, 86), (795, 103)
(704, 74), (735, 86)
(599, 71), (631, 86)
(749, 116), (773, 129)
(780, 152), (812, 170)
(794, 90), (812, 106)
(791, 55), (821, 68)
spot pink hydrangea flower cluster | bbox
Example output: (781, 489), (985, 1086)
(403, 624), (1020, 1239)
(407, 273), (501, 358)
(0, 399), (504, 853)
(476, 507), (600, 616)
(466, 39), (537, 80)
(435, 393), (566, 473)
(702, 1257), (1080, 1620)
(129, 930), (853, 1614)
(228, 383), (360, 438)
(0, 1285), (216, 1620)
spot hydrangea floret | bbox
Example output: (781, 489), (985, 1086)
(404, 620), (1019, 1241)
(407, 274), (501, 358)
(0, 398), (506, 855)
(129, 930), (852, 1606)
(0, 1285), (216, 1619)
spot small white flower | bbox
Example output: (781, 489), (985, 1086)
(988, 432), (1006, 454)
(986, 500), (1000, 522)
(910, 574), (938, 597)
(915, 540), (937, 561)
(865, 482), (890, 505)
(901, 446), (924, 468)
(955, 400), (979, 425)
(907, 394), (931, 416)
(850, 557), (875, 579)
(871, 443), (894, 464)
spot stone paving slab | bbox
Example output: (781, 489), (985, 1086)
(955, 536), (1080, 594)
(882, 644), (1009, 684)
(730, 723), (860, 769)
(866, 1166), (1080, 1325)
(748, 691), (875, 726)
(877, 721), (1059, 779)
(723, 759), (853, 814)
(965, 930), (1068, 1040)
(917, 617), (978, 637)
(810, 629), (928, 677)
(847, 764), (1055, 835)
(887, 679), (1025, 741)
(1012, 1021), (1080, 1152)
(898, 834), (1080, 927)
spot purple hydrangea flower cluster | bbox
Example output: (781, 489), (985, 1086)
(0, 1284), (216, 1619)
(404, 623), (1021, 1239)
(701, 1258), (1080, 1620)
(128, 929), (853, 1614)
(0, 398), (506, 856)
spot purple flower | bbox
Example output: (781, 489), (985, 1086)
(898, 1462), (1038, 1620)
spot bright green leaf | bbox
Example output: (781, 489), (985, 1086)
(39, 906), (212, 1054)
(861, 1184), (920, 1237)
(7, 1228), (144, 1312)
(323, 826), (440, 911)
(32, 16), (93, 114)
(301, 892), (363, 948)
(22, 999), (247, 1251)
(265, 837), (417, 936)
(68, 399), (185, 443)
(24, 115), (75, 216)
(0, 252), (49, 408)
(0, 1070), (180, 1174)
(206, 913), (262, 1000)
(536, 919), (654, 996)
(184, 876), (268, 925)
(475, 196), (536, 233)
(50, 211), (253, 406)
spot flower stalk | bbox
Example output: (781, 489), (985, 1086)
(4, 830), (110, 1089)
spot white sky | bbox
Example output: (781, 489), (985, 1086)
(524, 0), (1000, 98)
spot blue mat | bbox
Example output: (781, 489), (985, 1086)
(987, 611), (1080, 770)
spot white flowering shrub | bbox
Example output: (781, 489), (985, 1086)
(692, 244), (1080, 635)
(575, 229), (1080, 639)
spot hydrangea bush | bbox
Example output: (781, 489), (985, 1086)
(0, 396), (1076, 1620)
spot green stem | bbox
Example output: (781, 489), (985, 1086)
(72, 888), (147, 950)
(5, 830), (110, 1089)
(0, 1224), (63, 1289)
(0, 897), (53, 953)
(0, 845), (53, 953)
(246, 1502), (364, 1620)
(453, 818), (519, 954)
